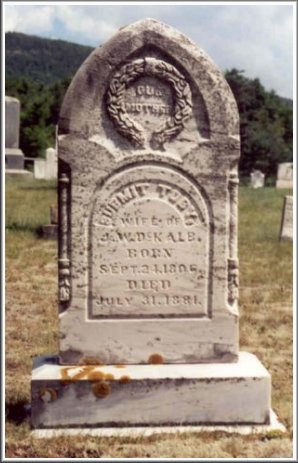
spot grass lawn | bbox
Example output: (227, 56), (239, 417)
(5, 177), (293, 458)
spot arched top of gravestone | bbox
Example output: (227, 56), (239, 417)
(59, 18), (239, 145)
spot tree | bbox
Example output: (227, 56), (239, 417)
(225, 69), (292, 178)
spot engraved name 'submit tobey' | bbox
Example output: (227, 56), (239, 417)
(90, 166), (209, 317)
(57, 18), (241, 365)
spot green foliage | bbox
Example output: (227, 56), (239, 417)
(5, 76), (71, 158)
(225, 69), (293, 178)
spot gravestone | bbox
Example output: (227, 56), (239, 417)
(5, 96), (27, 173)
(31, 19), (276, 432)
(279, 196), (293, 240)
(34, 147), (58, 179)
(40, 204), (58, 239)
(250, 170), (265, 189)
(276, 162), (293, 189)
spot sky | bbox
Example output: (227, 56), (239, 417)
(3, 2), (295, 99)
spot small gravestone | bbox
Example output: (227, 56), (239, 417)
(5, 96), (29, 175)
(40, 204), (58, 239)
(279, 196), (293, 240)
(31, 19), (279, 433)
(250, 170), (265, 189)
(276, 163), (293, 189)
(34, 147), (57, 180)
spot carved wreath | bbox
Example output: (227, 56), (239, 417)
(107, 58), (193, 150)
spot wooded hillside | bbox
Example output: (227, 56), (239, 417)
(5, 32), (93, 84)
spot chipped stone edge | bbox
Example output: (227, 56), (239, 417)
(32, 409), (285, 438)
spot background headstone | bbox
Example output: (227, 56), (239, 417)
(40, 204), (58, 239)
(5, 96), (20, 148)
(31, 18), (273, 431)
(250, 170), (265, 189)
(279, 196), (293, 240)
(5, 96), (26, 172)
(34, 158), (46, 179)
(34, 147), (57, 179)
(276, 162), (293, 189)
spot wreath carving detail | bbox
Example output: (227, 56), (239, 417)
(107, 58), (193, 150)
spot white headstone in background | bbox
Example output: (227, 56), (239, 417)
(276, 163), (293, 189)
(34, 147), (57, 180)
(34, 159), (46, 179)
(250, 170), (265, 189)
(45, 147), (58, 179)
(279, 196), (293, 240)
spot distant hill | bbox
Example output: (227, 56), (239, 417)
(5, 32), (94, 84)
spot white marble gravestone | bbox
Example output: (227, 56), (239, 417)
(279, 196), (293, 240)
(34, 147), (57, 179)
(276, 162), (293, 189)
(5, 96), (26, 172)
(250, 170), (265, 189)
(31, 19), (275, 432)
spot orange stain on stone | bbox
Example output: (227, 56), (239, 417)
(87, 370), (105, 381)
(148, 353), (164, 364)
(61, 366), (115, 382)
(39, 387), (57, 402)
(79, 357), (105, 365)
(92, 381), (111, 398)
(119, 375), (131, 383)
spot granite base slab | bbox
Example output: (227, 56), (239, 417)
(32, 410), (285, 438)
(5, 148), (24, 169)
(31, 352), (271, 429)
(5, 169), (32, 176)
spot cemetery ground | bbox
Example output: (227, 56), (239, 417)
(5, 177), (293, 458)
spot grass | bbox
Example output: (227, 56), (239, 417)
(5, 177), (293, 458)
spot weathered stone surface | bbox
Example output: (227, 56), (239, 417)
(31, 19), (274, 432)
(250, 170), (265, 189)
(57, 18), (240, 364)
(276, 162), (293, 189)
(31, 352), (271, 428)
(279, 195), (293, 240)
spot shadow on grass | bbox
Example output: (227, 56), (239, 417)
(6, 224), (56, 241)
(6, 399), (30, 425)
(19, 184), (57, 191)
(6, 223), (42, 235)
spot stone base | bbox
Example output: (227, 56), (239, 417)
(5, 148), (25, 170)
(32, 410), (285, 438)
(31, 352), (272, 429)
(276, 180), (293, 189)
(40, 224), (58, 239)
(5, 169), (32, 177)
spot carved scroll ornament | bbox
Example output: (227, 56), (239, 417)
(107, 58), (193, 150)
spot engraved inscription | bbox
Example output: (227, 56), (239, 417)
(89, 166), (210, 318)
(106, 58), (193, 150)
(124, 76), (174, 131)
